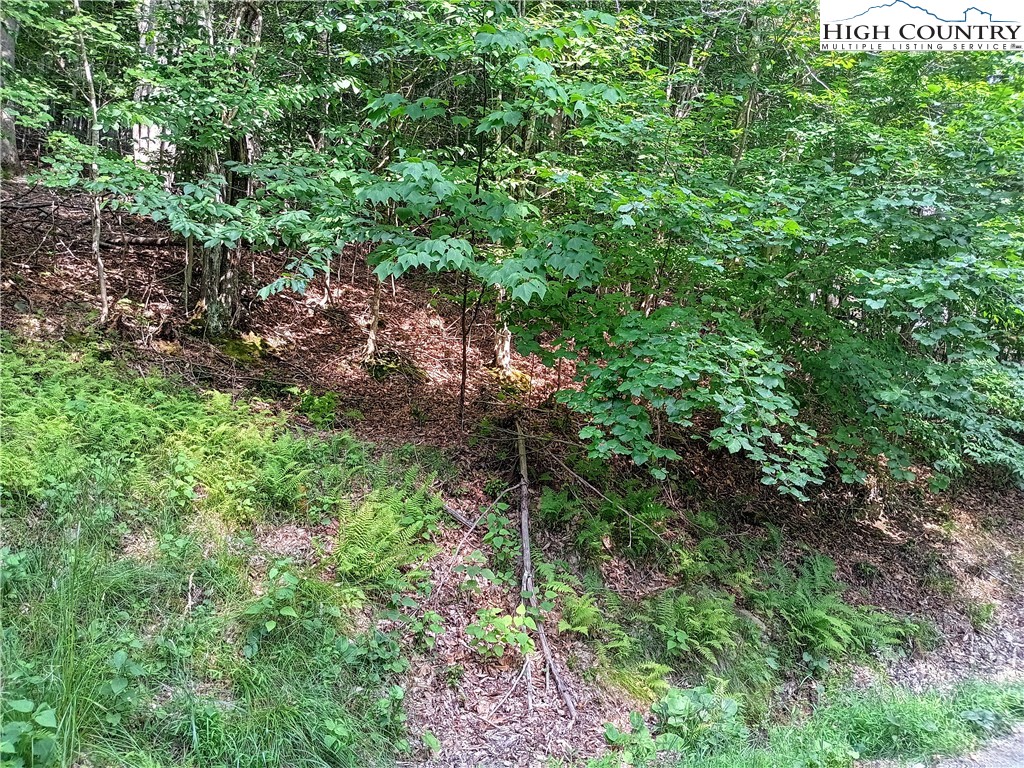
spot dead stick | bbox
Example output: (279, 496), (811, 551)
(486, 658), (529, 720)
(517, 418), (577, 722)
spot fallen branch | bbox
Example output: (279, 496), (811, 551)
(101, 234), (181, 247)
(517, 418), (577, 723)
(442, 505), (475, 527)
(486, 657), (529, 721)
(0, 201), (56, 210)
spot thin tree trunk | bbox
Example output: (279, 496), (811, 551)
(729, 18), (760, 184)
(493, 286), (513, 376)
(132, 0), (165, 169)
(516, 420), (577, 722)
(72, 0), (108, 323)
(183, 235), (193, 312)
(458, 272), (470, 426)
(365, 276), (382, 361)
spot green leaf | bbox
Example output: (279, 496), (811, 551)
(33, 708), (58, 729)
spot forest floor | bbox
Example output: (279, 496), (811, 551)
(3, 181), (1024, 767)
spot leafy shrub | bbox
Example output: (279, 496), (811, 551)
(466, 606), (536, 659)
(652, 685), (750, 758)
(561, 307), (828, 497)
(335, 630), (410, 681)
(454, 549), (500, 593)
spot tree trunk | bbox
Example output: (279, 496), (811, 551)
(365, 276), (382, 361)
(493, 323), (513, 375)
(729, 16), (761, 184)
(0, 16), (19, 177)
(197, 246), (240, 336)
(492, 285), (513, 376)
(72, 0), (108, 322)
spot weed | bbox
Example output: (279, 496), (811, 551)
(591, 682), (1024, 767)
(455, 550), (500, 593)
(444, 664), (465, 688)
(297, 389), (341, 428)
(652, 685), (750, 758)
(0, 698), (59, 767)
(815, 688), (974, 759)
(0, 343), (435, 766)
(482, 508), (520, 575)
(466, 606), (536, 659)
(852, 561), (881, 585)
(386, 593), (444, 650)
(963, 601), (997, 632)
(342, 408), (365, 423)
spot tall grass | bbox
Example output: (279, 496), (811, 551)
(0, 338), (437, 767)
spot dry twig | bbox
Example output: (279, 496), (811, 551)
(517, 418), (577, 723)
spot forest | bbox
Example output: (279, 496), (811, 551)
(1, 1), (1023, 766)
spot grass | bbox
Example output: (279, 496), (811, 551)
(589, 681), (1024, 768)
(0, 337), (439, 767)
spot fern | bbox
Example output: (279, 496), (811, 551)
(645, 590), (738, 665)
(558, 592), (606, 637)
(329, 487), (434, 589)
(747, 555), (909, 660)
(603, 661), (672, 704)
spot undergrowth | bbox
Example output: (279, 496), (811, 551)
(590, 681), (1024, 767)
(537, 486), (920, 723)
(3, 337), (1020, 768)
(0, 338), (440, 767)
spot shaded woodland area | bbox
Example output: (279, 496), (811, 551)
(1, 2), (1023, 767)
